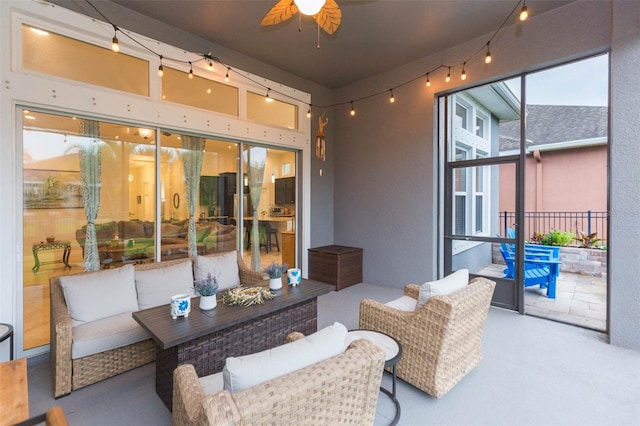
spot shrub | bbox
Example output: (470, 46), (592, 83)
(531, 229), (575, 246)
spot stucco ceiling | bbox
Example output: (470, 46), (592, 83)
(84, 0), (573, 90)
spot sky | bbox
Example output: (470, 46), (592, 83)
(506, 54), (608, 106)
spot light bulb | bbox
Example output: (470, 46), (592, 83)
(446, 67), (451, 83)
(158, 64), (164, 77)
(389, 90), (395, 103)
(485, 51), (492, 64)
(350, 102), (355, 116)
(307, 108), (311, 118)
(461, 67), (467, 81)
(111, 36), (119, 53)
(294, 0), (326, 16)
(520, 5), (528, 21)
(188, 62), (193, 79)
(426, 74), (431, 87)
(207, 61), (214, 71)
(225, 68), (230, 82)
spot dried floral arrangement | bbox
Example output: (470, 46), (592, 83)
(222, 286), (275, 306)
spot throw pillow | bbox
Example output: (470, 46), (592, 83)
(194, 251), (240, 291)
(60, 264), (138, 325)
(417, 268), (469, 308)
(223, 322), (348, 393)
(195, 224), (211, 242)
(161, 223), (183, 238)
(120, 220), (146, 239)
(135, 259), (194, 310)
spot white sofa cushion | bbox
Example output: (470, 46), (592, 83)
(199, 372), (224, 395)
(417, 269), (469, 308)
(222, 322), (348, 393)
(135, 259), (194, 310)
(60, 264), (138, 325)
(194, 251), (240, 291)
(71, 312), (150, 359)
(385, 295), (418, 312)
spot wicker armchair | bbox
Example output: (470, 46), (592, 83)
(172, 338), (386, 426)
(50, 252), (262, 398)
(359, 277), (496, 398)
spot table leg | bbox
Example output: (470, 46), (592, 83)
(32, 248), (40, 272)
(62, 247), (71, 269)
(379, 366), (401, 426)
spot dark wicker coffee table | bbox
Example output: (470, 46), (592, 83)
(133, 279), (333, 410)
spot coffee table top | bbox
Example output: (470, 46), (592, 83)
(133, 279), (333, 350)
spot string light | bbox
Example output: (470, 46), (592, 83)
(158, 55), (164, 77)
(85, 0), (530, 117)
(520, 1), (529, 21)
(111, 25), (119, 53)
(461, 63), (467, 80)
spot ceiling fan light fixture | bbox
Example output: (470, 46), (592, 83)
(294, 0), (326, 16)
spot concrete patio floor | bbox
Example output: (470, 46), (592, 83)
(479, 264), (607, 331)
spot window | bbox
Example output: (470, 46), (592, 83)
(476, 116), (485, 138)
(455, 103), (469, 130)
(22, 24), (149, 96)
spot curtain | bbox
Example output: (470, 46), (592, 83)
(244, 147), (267, 271)
(181, 136), (205, 257)
(78, 119), (102, 272)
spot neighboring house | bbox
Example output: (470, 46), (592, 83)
(498, 105), (608, 241)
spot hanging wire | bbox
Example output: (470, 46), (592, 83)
(84, 0), (528, 113)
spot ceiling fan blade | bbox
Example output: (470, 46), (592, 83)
(315, 0), (341, 35)
(261, 0), (298, 27)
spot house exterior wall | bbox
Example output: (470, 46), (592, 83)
(498, 144), (608, 240)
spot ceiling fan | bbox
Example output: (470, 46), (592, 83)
(261, 0), (342, 35)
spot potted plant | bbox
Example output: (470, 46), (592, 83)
(194, 272), (220, 310)
(263, 262), (288, 290)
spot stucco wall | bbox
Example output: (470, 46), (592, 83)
(609, 0), (640, 350)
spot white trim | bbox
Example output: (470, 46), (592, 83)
(526, 137), (607, 153)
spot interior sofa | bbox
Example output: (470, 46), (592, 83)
(75, 219), (237, 265)
(172, 323), (385, 426)
(50, 251), (263, 398)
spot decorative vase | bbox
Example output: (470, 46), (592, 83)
(199, 295), (217, 310)
(170, 294), (191, 319)
(269, 277), (283, 290)
(287, 268), (301, 286)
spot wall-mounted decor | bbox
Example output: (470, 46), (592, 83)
(173, 193), (180, 209)
(23, 169), (82, 209)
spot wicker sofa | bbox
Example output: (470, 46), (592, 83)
(172, 331), (385, 426)
(50, 251), (262, 398)
(359, 276), (496, 398)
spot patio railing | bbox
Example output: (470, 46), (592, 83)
(499, 211), (608, 246)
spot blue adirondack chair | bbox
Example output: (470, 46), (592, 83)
(504, 228), (561, 278)
(499, 245), (561, 299)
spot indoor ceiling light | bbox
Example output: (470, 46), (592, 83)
(138, 128), (152, 140)
(294, 0), (326, 16)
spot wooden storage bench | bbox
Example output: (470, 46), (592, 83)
(308, 245), (363, 291)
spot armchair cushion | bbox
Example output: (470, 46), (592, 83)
(222, 322), (348, 393)
(60, 264), (138, 325)
(194, 251), (240, 291)
(417, 268), (469, 308)
(135, 259), (194, 310)
(385, 295), (418, 312)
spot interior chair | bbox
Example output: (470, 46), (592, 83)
(499, 245), (560, 298)
(359, 276), (496, 399)
(259, 221), (280, 253)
